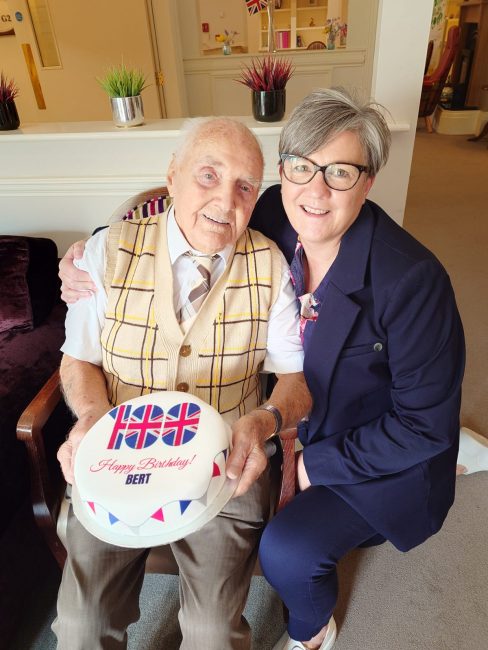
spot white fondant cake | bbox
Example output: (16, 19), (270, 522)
(73, 391), (236, 548)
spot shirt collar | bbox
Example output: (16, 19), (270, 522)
(167, 206), (234, 266)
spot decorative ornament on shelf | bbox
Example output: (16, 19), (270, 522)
(0, 72), (20, 131)
(97, 63), (147, 127)
(215, 29), (238, 55)
(324, 18), (347, 50)
(236, 56), (294, 122)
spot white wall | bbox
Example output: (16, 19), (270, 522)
(198, 0), (248, 51)
(369, 0), (433, 224)
(0, 119), (283, 255)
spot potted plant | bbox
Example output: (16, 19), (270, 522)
(0, 72), (20, 131)
(324, 18), (347, 50)
(236, 56), (294, 122)
(97, 63), (147, 127)
(215, 29), (238, 55)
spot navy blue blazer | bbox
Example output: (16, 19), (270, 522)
(251, 185), (465, 551)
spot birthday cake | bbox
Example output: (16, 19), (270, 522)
(72, 391), (236, 548)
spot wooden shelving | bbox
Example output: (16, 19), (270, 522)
(259, 0), (328, 50)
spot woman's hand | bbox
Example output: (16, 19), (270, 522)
(297, 451), (311, 491)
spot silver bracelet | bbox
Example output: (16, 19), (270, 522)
(256, 404), (283, 435)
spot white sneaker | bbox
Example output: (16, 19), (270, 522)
(457, 427), (488, 474)
(272, 617), (337, 650)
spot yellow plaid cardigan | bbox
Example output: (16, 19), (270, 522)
(101, 212), (282, 424)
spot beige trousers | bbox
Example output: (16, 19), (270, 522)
(52, 472), (270, 650)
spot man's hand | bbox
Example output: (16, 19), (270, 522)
(226, 411), (274, 498)
(59, 240), (96, 303)
(58, 355), (111, 483)
(226, 371), (312, 497)
(57, 417), (93, 484)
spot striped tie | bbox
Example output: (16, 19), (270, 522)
(178, 253), (216, 324)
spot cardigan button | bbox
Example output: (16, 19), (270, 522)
(180, 345), (192, 357)
(176, 382), (189, 392)
(373, 342), (383, 352)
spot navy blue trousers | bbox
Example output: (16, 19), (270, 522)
(259, 485), (385, 641)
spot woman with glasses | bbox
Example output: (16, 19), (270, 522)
(59, 89), (469, 650)
(251, 89), (465, 650)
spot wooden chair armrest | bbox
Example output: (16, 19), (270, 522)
(277, 428), (298, 511)
(16, 369), (67, 567)
(17, 369), (62, 443)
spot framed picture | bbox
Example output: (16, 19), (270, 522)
(307, 0), (318, 6)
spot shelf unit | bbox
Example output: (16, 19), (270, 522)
(259, 0), (329, 51)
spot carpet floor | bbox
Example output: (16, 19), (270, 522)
(9, 473), (488, 650)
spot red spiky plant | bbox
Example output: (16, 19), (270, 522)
(236, 56), (294, 92)
(0, 72), (19, 103)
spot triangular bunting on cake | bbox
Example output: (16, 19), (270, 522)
(212, 462), (221, 477)
(151, 507), (165, 522)
(88, 501), (96, 513)
(179, 500), (191, 514)
(109, 512), (119, 525)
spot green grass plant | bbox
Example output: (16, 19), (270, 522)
(97, 64), (147, 98)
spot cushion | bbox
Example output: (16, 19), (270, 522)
(24, 236), (60, 326)
(0, 237), (33, 334)
(0, 236), (60, 335)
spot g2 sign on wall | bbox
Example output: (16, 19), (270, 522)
(0, 1), (14, 36)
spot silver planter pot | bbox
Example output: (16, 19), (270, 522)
(110, 95), (144, 127)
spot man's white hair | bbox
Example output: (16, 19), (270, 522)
(173, 116), (264, 174)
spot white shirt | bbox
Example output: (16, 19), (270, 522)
(62, 208), (304, 374)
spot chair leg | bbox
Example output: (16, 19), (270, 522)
(425, 115), (433, 133)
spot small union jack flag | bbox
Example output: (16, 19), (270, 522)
(125, 404), (164, 449)
(161, 402), (201, 446)
(107, 404), (132, 449)
(245, 0), (267, 16)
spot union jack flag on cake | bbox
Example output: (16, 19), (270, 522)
(126, 404), (164, 449)
(73, 392), (236, 548)
(245, 0), (268, 16)
(162, 402), (201, 446)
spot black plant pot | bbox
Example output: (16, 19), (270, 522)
(252, 89), (286, 123)
(0, 100), (20, 131)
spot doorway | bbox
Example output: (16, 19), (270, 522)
(2, 0), (163, 122)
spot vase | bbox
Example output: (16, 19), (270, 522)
(327, 34), (336, 50)
(252, 89), (286, 123)
(110, 95), (144, 128)
(222, 43), (232, 55)
(0, 99), (20, 131)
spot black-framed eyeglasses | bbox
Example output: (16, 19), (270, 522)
(280, 154), (369, 191)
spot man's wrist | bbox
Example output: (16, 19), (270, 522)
(256, 404), (283, 436)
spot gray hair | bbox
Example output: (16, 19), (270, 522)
(174, 116), (264, 175)
(279, 88), (391, 177)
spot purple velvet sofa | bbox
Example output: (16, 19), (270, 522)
(0, 235), (66, 534)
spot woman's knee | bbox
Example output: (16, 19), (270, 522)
(259, 516), (324, 592)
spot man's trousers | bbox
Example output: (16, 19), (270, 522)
(53, 471), (270, 650)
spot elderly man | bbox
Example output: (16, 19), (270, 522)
(54, 117), (310, 650)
